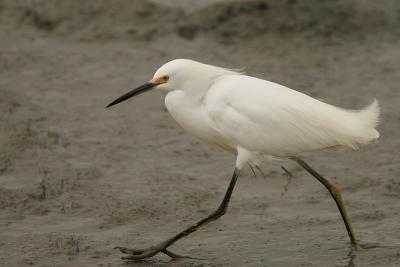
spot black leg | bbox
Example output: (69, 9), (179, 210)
(295, 158), (357, 246)
(115, 168), (241, 260)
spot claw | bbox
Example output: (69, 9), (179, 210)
(162, 249), (184, 259)
(114, 246), (144, 255)
(114, 243), (199, 261)
(115, 243), (167, 260)
(120, 250), (156, 260)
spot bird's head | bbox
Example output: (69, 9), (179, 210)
(107, 59), (238, 108)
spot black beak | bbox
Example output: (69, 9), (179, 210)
(106, 82), (157, 108)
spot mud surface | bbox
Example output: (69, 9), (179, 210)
(0, 0), (399, 266)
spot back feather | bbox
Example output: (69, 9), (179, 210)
(304, 98), (380, 149)
(206, 75), (381, 156)
(350, 99), (380, 144)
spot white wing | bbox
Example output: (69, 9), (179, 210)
(205, 75), (379, 157)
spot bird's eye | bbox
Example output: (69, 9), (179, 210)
(163, 75), (169, 81)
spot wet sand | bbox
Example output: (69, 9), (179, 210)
(0, 0), (400, 266)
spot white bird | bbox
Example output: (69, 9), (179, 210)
(107, 59), (380, 260)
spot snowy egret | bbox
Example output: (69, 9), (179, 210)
(107, 59), (380, 260)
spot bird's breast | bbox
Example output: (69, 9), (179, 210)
(165, 90), (235, 152)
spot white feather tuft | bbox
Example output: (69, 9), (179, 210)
(358, 99), (380, 139)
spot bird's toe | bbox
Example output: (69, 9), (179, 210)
(114, 246), (144, 255)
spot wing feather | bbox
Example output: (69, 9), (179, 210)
(205, 75), (379, 157)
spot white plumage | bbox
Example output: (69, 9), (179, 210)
(108, 58), (379, 258)
(161, 59), (379, 168)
